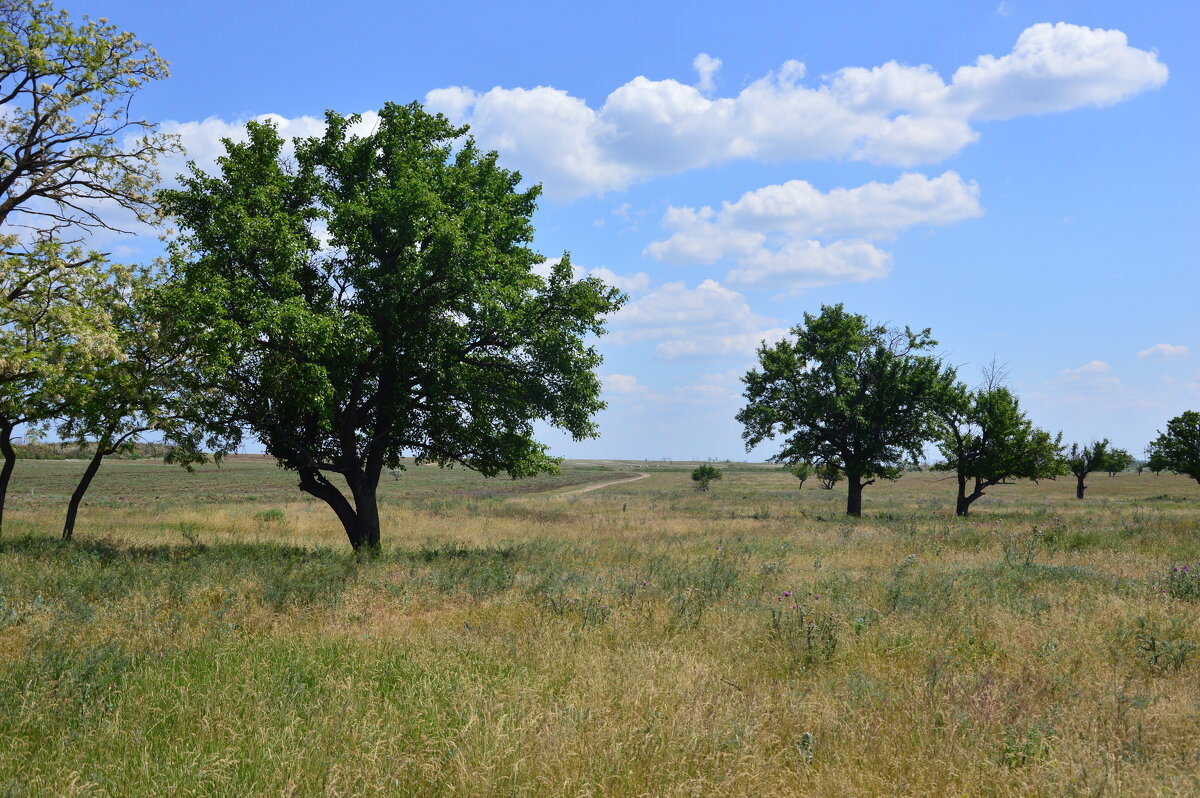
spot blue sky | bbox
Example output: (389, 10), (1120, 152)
(75, 0), (1198, 461)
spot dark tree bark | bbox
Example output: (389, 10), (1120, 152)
(1075, 474), (1087, 499)
(62, 445), (108, 541)
(298, 466), (382, 552)
(0, 422), (16, 536)
(846, 473), (864, 517)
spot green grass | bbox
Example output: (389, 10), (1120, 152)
(0, 460), (1198, 796)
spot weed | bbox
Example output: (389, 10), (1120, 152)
(767, 597), (840, 669)
(1165, 564), (1200, 601)
(1123, 616), (1197, 675)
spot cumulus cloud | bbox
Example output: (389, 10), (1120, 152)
(609, 279), (787, 359)
(646, 171), (979, 290)
(1137, 343), (1190, 360)
(420, 23), (1165, 199)
(1062, 360), (1112, 376)
(945, 22), (1168, 120)
(693, 53), (722, 93)
(603, 374), (649, 395)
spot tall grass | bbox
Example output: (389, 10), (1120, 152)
(0, 463), (1197, 795)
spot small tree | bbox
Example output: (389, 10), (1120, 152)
(737, 304), (951, 517)
(1134, 459), (1147, 476)
(816, 461), (842, 490)
(1105, 448), (1133, 477)
(1146, 411), (1200, 483)
(691, 464), (723, 492)
(932, 374), (1065, 516)
(788, 461), (812, 489)
(56, 268), (211, 540)
(159, 104), (623, 551)
(1065, 440), (1111, 499)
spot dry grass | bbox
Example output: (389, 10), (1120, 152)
(1, 461), (1198, 796)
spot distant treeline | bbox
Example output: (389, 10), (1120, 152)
(11, 442), (171, 461)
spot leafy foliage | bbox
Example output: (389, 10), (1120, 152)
(159, 103), (623, 549)
(737, 304), (950, 516)
(1065, 440), (1112, 499)
(1146, 411), (1200, 483)
(691, 464), (723, 492)
(933, 379), (1064, 515)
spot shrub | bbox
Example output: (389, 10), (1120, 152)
(691, 464), (723, 492)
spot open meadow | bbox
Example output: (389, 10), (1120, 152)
(1, 458), (1198, 796)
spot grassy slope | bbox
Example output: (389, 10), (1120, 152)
(1, 460), (1198, 796)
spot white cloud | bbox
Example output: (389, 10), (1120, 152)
(693, 53), (722, 93)
(726, 239), (893, 291)
(646, 171), (979, 290)
(946, 22), (1168, 120)
(1137, 343), (1190, 360)
(610, 279), (786, 359)
(654, 327), (790, 360)
(420, 24), (1164, 199)
(603, 374), (649, 395)
(1061, 360), (1112, 376)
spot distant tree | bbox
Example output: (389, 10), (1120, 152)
(1146, 411), (1200, 483)
(691, 464), (723, 492)
(1065, 440), (1111, 499)
(737, 304), (951, 517)
(159, 104), (623, 551)
(788, 461), (812, 489)
(1134, 459), (1148, 476)
(816, 461), (842, 490)
(1105, 447), (1133, 477)
(932, 372), (1065, 516)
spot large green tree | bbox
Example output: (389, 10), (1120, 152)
(159, 103), (623, 551)
(737, 304), (950, 517)
(933, 378), (1064, 516)
(1146, 411), (1200, 483)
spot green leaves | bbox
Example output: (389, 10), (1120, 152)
(159, 102), (624, 547)
(1146, 411), (1200, 482)
(737, 304), (949, 485)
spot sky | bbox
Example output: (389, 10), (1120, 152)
(70, 0), (1199, 461)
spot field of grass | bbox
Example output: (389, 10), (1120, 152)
(1, 457), (1198, 796)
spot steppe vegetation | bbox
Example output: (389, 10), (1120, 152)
(2, 458), (1198, 796)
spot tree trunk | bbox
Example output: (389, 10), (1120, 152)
(62, 442), (110, 541)
(1075, 473), (1086, 499)
(955, 474), (969, 517)
(0, 422), (16, 537)
(298, 467), (382, 552)
(846, 473), (864, 517)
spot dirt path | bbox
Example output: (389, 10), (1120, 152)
(558, 472), (650, 496)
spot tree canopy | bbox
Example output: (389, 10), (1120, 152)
(737, 304), (950, 516)
(1, 0), (175, 534)
(1147, 410), (1200, 483)
(1065, 439), (1112, 499)
(159, 103), (624, 550)
(933, 377), (1064, 516)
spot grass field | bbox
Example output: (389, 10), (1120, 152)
(1, 457), (1198, 796)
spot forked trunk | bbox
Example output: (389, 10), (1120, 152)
(298, 466), (382, 552)
(0, 422), (16, 537)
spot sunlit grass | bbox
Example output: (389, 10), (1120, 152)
(1, 461), (1197, 795)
